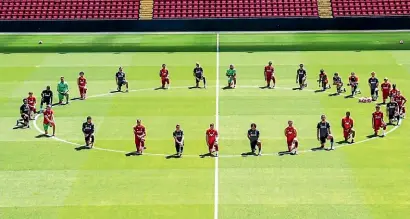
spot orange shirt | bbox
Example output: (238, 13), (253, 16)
(349, 75), (359, 83)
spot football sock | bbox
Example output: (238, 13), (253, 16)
(91, 135), (95, 143)
(258, 144), (262, 154)
(330, 138), (334, 148)
(214, 145), (219, 152)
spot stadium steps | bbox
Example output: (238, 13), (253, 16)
(317, 0), (333, 18)
(139, 0), (154, 20)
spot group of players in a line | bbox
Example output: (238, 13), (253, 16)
(15, 62), (406, 156)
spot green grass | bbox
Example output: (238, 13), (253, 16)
(0, 32), (410, 219)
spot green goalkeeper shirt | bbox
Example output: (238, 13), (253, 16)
(57, 81), (69, 93)
(226, 69), (236, 77)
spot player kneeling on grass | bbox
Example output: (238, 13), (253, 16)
(82, 116), (95, 148)
(43, 105), (55, 136)
(57, 76), (69, 105)
(386, 99), (400, 126)
(333, 72), (346, 94)
(206, 123), (219, 157)
(296, 64), (307, 89)
(317, 115), (334, 150)
(77, 71), (87, 100)
(40, 86), (53, 112)
(284, 120), (299, 155)
(226, 64), (237, 88)
(16, 99), (30, 128)
(348, 72), (360, 96)
(394, 91), (407, 118)
(133, 119), (146, 155)
(381, 78), (391, 104)
(27, 92), (37, 118)
(368, 72), (379, 101)
(341, 111), (355, 143)
(115, 67), (129, 92)
(318, 69), (330, 91)
(247, 123), (262, 156)
(372, 105), (386, 137)
(264, 61), (275, 88)
(193, 62), (206, 88)
(173, 124), (184, 157)
(159, 64), (170, 89)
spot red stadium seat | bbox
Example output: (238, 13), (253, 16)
(0, 0), (141, 20)
(331, 0), (410, 17)
(153, 0), (319, 18)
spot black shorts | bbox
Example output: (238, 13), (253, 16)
(388, 112), (399, 120)
(370, 88), (377, 95)
(175, 142), (184, 152)
(195, 74), (204, 81)
(41, 98), (51, 105)
(298, 77), (305, 84)
(117, 80), (127, 86)
(21, 114), (29, 120)
(250, 140), (258, 149)
(319, 134), (329, 144)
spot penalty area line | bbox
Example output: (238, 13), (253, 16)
(31, 85), (402, 158)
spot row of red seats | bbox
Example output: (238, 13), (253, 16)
(332, 0), (410, 2)
(2, 6), (140, 10)
(334, 11), (410, 16)
(154, 12), (317, 17)
(0, 15), (138, 20)
(0, 1), (139, 6)
(154, 5), (317, 9)
(333, 2), (410, 5)
(154, 8), (317, 12)
(155, 0), (316, 3)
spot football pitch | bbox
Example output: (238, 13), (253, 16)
(1, 31), (410, 219)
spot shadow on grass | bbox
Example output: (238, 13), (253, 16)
(35, 134), (51, 138)
(165, 154), (182, 159)
(241, 151), (257, 157)
(75, 146), (91, 151)
(125, 151), (142, 157)
(199, 152), (215, 158)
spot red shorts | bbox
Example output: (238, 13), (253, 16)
(135, 138), (145, 148)
(286, 137), (296, 146)
(28, 104), (36, 111)
(266, 73), (273, 81)
(208, 140), (216, 149)
(382, 92), (389, 100)
(161, 78), (170, 84)
(343, 129), (351, 138)
(79, 86), (87, 94)
(373, 122), (385, 131)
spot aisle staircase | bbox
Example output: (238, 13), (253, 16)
(317, 0), (333, 18)
(139, 0), (154, 20)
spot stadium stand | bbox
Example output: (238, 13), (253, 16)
(152, 0), (319, 19)
(332, 0), (410, 17)
(0, 0), (140, 20)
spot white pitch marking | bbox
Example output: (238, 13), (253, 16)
(31, 85), (401, 158)
(1, 30), (410, 35)
(214, 32), (220, 219)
